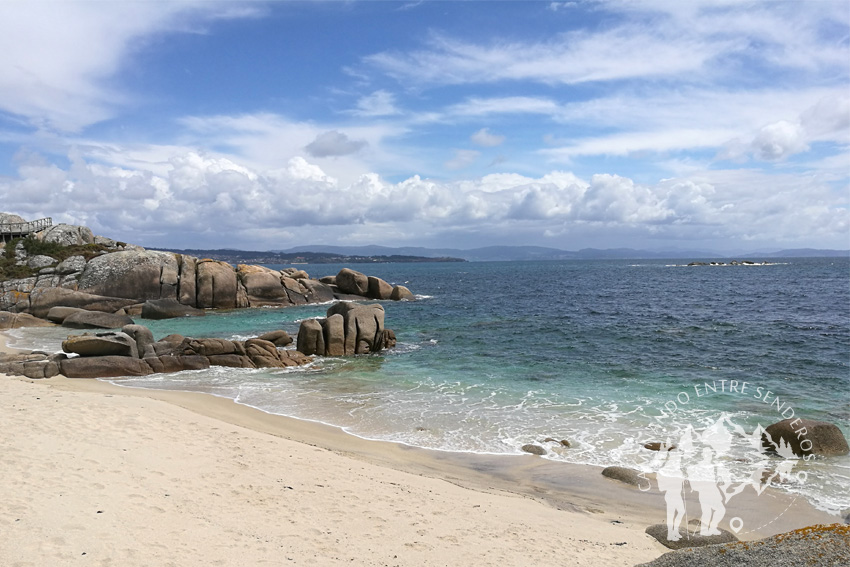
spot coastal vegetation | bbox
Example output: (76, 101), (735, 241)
(1, 236), (110, 280)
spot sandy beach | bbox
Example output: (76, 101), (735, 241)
(0, 332), (838, 567)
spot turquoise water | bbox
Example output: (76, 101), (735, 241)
(11, 258), (849, 515)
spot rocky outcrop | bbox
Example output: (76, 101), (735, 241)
(0, 212), (26, 225)
(78, 249), (183, 301)
(763, 418), (849, 457)
(44, 324), (314, 379)
(41, 223), (95, 246)
(296, 302), (396, 356)
(2, 215), (415, 317)
(336, 268), (369, 296)
(28, 288), (137, 319)
(197, 259), (239, 309)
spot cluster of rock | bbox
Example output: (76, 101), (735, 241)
(0, 323), (311, 380)
(1, 215), (415, 317)
(684, 260), (773, 266)
(0, 349), (67, 379)
(297, 302), (396, 356)
(3, 244), (415, 316)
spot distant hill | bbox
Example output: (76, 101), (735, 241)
(278, 245), (848, 261)
(158, 245), (849, 264)
(741, 248), (850, 258)
(152, 248), (465, 265)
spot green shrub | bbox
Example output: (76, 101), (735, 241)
(0, 236), (109, 281)
(0, 238), (35, 280)
(20, 235), (109, 262)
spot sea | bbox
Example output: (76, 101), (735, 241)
(9, 257), (850, 516)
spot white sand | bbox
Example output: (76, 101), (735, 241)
(1, 330), (667, 566)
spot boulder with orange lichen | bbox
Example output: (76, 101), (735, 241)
(637, 524), (850, 567)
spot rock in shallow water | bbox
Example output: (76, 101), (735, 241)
(763, 418), (849, 457)
(521, 444), (547, 455)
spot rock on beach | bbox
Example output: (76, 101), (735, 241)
(636, 524), (850, 567)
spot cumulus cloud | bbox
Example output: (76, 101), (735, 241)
(717, 94), (850, 163)
(750, 121), (808, 161)
(470, 128), (505, 147)
(304, 130), (368, 158)
(3, 147), (845, 251)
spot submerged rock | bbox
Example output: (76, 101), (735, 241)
(643, 441), (676, 452)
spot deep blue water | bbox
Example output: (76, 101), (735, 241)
(12, 258), (850, 514)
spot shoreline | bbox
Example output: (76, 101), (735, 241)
(0, 331), (840, 565)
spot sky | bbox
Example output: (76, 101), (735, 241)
(0, 0), (848, 253)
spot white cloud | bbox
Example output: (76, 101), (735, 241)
(174, 112), (412, 185)
(548, 2), (577, 12)
(351, 90), (401, 117)
(449, 96), (560, 118)
(750, 121), (808, 161)
(718, 94), (850, 163)
(470, 128), (505, 147)
(364, 28), (723, 86)
(304, 130), (368, 158)
(364, 1), (846, 89)
(0, 1), (258, 133)
(3, 147), (845, 251)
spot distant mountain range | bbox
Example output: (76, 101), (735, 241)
(274, 245), (849, 262)
(156, 245), (849, 264)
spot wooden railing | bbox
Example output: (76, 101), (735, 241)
(0, 217), (53, 239)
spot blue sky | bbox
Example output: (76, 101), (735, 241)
(0, 0), (848, 253)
